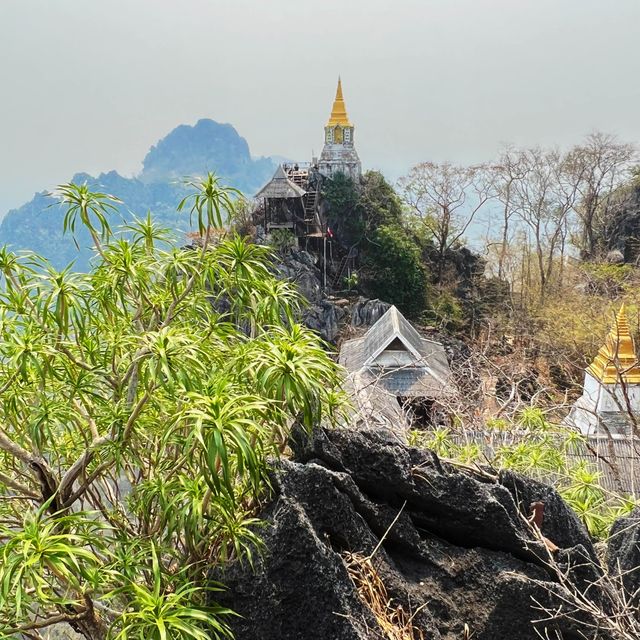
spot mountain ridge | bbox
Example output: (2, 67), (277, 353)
(0, 119), (277, 270)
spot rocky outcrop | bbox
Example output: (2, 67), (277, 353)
(350, 297), (391, 328)
(213, 427), (605, 640)
(275, 251), (394, 342)
(499, 470), (596, 562)
(274, 249), (342, 341)
(276, 250), (324, 304)
(601, 184), (640, 262)
(303, 300), (347, 342)
(608, 507), (640, 608)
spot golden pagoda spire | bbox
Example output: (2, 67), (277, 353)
(327, 77), (351, 127)
(588, 304), (640, 383)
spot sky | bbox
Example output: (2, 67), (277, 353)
(1, 0), (639, 216)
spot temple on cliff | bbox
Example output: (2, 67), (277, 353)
(255, 78), (362, 246)
(318, 78), (362, 181)
(566, 305), (640, 437)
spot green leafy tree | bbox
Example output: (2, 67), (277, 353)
(322, 172), (364, 246)
(359, 170), (404, 229)
(0, 176), (344, 639)
(322, 171), (404, 247)
(360, 223), (429, 318)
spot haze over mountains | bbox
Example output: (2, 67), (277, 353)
(0, 119), (277, 270)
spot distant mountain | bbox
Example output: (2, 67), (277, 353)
(0, 119), (277, 270)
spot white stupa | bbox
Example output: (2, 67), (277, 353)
(566, 305), (640, 437)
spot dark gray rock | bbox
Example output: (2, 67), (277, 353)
(350, 297), (391, 328)
(274, 251), (400, 342)
(273, 249), (346, 341)
(601, 184), (640, 263)
(275, 250), (323, 304)
(303, 301), (346, 342)
(607, 507), (640, 608)
(215, 475), (376, 640)
(212, 427), (604, 640)
(499, 470), (597, 561)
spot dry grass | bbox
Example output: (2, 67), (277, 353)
(342, 551), (425, 640)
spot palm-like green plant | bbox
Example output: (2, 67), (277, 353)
(457, 442), (481, 464)
(53, 182), (122, 254)
(0, 504), (107, 628)
(0, 176), (345, 640)
(108, 547), (233, 640)
(516, 407), (549, 431)
(417, 427), (454, 458)
(250, 323), (345, 431)
(125, 213), (174, 252)
(178, 172), (240, 235)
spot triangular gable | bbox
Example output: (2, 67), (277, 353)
(254, 165), (307, 199)
(363, 306), (423, 367)
(386, 337), (408, 352)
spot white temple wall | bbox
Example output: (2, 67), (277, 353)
(583, 371), (640, 412)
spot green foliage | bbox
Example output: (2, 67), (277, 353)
(361, 223), (429, 318)
(228, 197), (257, 239)
(516, 407), (549, 431)
(178, 172), (241, 234)
(55, 183), (122, 249)
(322, 171), (405, 247)
(0, 176), (345, 639)
(0, 504), (105, 622)
(485, 418), (509, 431)
(107, 546), (233, 640)
(322, 171), (434, 317)
(580, 261), (636, 298)
(426, 289), (464, 330)
(410, 409), (638, 540)
(343, 271), (359, 291)
(322, 172), (364, 245)
(268, 229), (297, 255)
(359, 170), (404, 228)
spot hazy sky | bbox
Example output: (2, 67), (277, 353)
(1, 0), (639, 215)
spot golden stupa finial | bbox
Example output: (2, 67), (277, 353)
(588, 304), (640, 383)
(327, 77), (351, 127)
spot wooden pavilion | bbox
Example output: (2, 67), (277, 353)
(255, 165), (308, 237)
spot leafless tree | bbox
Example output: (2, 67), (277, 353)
(564, 133), (636, 260)
(508, 148), (580, 300)
(524, 522), (640, 640)
(492, 146), (530, 281)
(398, 162), (495, 286)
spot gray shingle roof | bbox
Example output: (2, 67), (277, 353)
(339, 305), (452, 399)
(339, 307), (454, 398)
(254, 165), (307, 199)
(361, 305), (425, 364)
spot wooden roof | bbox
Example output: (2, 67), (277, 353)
(254, 165), (306, 200)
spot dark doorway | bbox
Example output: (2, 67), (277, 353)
(397, 396), (439, 429)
